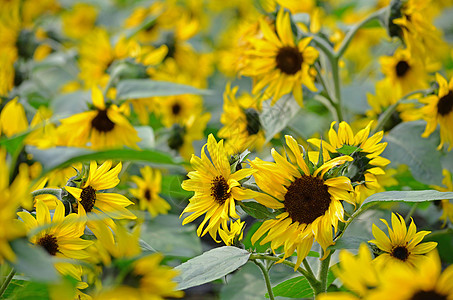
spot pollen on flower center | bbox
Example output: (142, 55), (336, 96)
(144, 188), (152, 201)
(276, 46), (303, 75)
(284, 175), (331, 224)
(395, 60), (410, 77)
(172, 103), (182, 116)
(91, 109), (115, 132)
(437, 90), (453, 116)
(80, 185), (96, 212)
(391, 245), (409, 261)
(409, 290), (448, 300)
(210, 176), (230, 205)
(37, 234), (59, 256)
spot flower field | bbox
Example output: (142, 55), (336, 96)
(1, 0), (453, 299)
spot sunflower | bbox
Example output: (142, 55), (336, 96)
(369, 213), (437, 267)
(64, 161), (136, 238)
(218, 219), (245, 246)
(379, 48), (428, 96)
(430, 169), (453, 226)
(56, 87), (141, 150)
(239, 9), (318, 106)
(250, 135), (354, 268)
(62, 3), (97, 40)
(129, 166), (171, 218)
(17, 199), (92, 285)
(0, 97), (28, 138)
(156, 94), (203, 128)
(180, 134), (262, 241)
(218, 83), (266, 155)
(308, 121), (390, 205)
(420, 73), (453, 151)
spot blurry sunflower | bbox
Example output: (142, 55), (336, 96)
(0, 49), (17, 97)
(379, 48), (428, 96)
(180, 134), (261, 241)
(250, 135), (353, 268)
(430, 169), (453, 226)
(218, 83), (266, 155)
(56, 87), (141, 150)
(157, 94), (203, 128)
(369, 213), (437, 267)
(17, 199), (92, 286)
(420, 73), (453, 151)
(239, 9), (318, 106)
(64, 161), (136, 237)
(62, 2), (98, 40)
(129, 166), (171, 218)
(0, 97), (28, 138)
(308, 121), (390, 205)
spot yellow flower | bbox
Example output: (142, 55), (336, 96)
(0, 148), (29, 262)
(17, 199), (92, 284)
(218, 83), (266, 155)
(180, 134), (260, 241)
(239, 9), (318, 106)
(0, 49), (17, 97)
(218, 219), (245, 246)
(64, 161), (136, 237)
(430, 169), (453, 226)
(369, 213), (437, 267)
(25, 106), (59, 149)
(308, 121), (390, 205)
(129, 166), (171, 218)
(56, 87), (141, 150)
(0, 97), (29, 137)
(379, 48), (428, 96)
(157, 94), (203, 128)
(62, 3), (98, 40)
(250, 135), (354, 268)
(420, 73), (453, 151)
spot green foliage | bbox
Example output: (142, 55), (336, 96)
(266, 271), (335, 298)
(327, 236), (370, 251)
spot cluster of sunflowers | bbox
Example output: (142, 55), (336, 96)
(1, 0), (453, 299)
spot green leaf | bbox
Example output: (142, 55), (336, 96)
(239, 201), (274, 219)
(268, 271), (336, 298)
(383, 121), (443, 185)
(174, 246), (251, 290)
(336, 144), (362, 155)
(2, 279), (49, 300)
(328, 236), (370, 251)
(160, 175), (193, 199)
(140, 214), (201, 258)
(26, 146), (180, 175)
(261, 96), (301, 142)
(116, 79), (212, 100)
(10, 239), (59, 282)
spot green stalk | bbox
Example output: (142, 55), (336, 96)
(318, 252), (332, 293)
(0, 268), (15, 297)
(31, 188), (62, 200)
(302, 259), (315, 279)
(250, 254), (321, 295)
(404, 203), (418, 224)
(253, 260), (275, 300)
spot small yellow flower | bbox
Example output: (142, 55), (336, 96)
(430, 169), (453, 226)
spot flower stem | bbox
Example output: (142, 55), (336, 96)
(0, 268), (15, 298)
(253, 259), (274, 300)
(404, 203), (418, 224)
(302, 258), (315, 279)
(249, 254), (321, 295)
(31, 188), (63, 200)
(318, 252), (332, 292)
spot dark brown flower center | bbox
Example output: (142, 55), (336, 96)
(391, 245), (409, 261)
(210, 176), (230, 205)
(144, 188), (152, 201)
(91, 109), (115, 133)
(410, 290), (448, 300)
(172, 103), (182, 116)
(276, 46), (303, 75)
(80, 185), (96, 213)
(284, 175), (331, 224)
(37, 234), (59, 256)
(437, 90), (453, 116)
(395, 60), (410, 77)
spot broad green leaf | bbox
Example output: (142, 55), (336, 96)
(383, 121), (443, 185)
(239, 201), (274, 219)
(328, 236), (370, 251)
(267, 271), (335, 298)
(26, 146), (180, 175)
(360, 190), (453, 210)
(2, 279), (49, 300)
(160, 175), (193, 199)
(261, 96), (301, 142)
(116, 79), (212, 100)
(174, 246), (251, 290)
(10, 239), (59, 282)
(336, 144), (362, 155)
(140, 214), (201, 258)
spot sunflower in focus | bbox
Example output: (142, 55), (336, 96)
(250, 135), (353, 268)
(308, 121), (390, 205)
(239, 9), (318, 106)
(181, 134), (263, 241)
(57, 87), (140, 150)
(420, 73), (453, 151)
(129, 166), (171, 218)
(430, 169), (453, 226)
(218, 83), (266, 155)
(369, 213), (437, 267)
(218, 219), (245, 246)
(17, 199), (92, 286)
(64, 161), (136, 238)
(380, 48), (428, 96)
